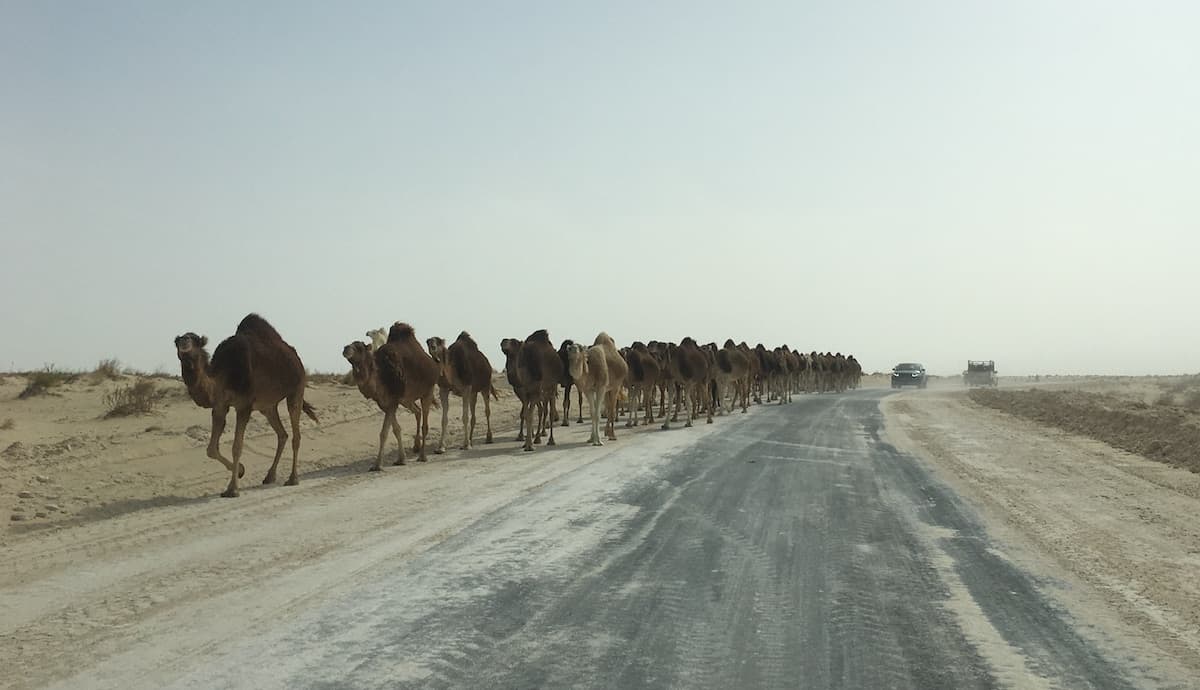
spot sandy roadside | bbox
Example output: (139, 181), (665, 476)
(881, 389), (1200, 682)
(0, 369), (684, 689)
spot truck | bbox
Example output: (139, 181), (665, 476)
(963, 360), (998, 387)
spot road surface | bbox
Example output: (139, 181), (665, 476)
(47, 391), (1135, 689)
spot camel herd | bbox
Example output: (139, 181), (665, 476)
(174, 314), (862, 497)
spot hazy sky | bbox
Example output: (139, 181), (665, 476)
(2, 1), (1197, 376)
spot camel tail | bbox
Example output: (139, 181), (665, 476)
(302, 401), (320, 423)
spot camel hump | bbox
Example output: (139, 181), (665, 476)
(376, 346), (407, 393)
(593, 332), (614, 347)
(388, 322), (416, 343)
(449, 342), (471, 381)
(717, 349), (733, 373)
(211, 334), (253, 395)
(526, 329), (551, 344)
(628, 350), (645, 380)
(235, 313), (281, 340)
(455, 331), (477, 349)
(519, 343), (543, 382)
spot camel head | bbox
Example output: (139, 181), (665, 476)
(173, 332), (209, 372)
(565, 342), (589, 382)
(500, 338), (523, 360)
(365, 328), (386, 352)
(342, 340), (373, 377)
(426, 336), (448, 364)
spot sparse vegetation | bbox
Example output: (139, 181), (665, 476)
(0, 418), (13, 431)
(19, 365), (79, 399)
(103, 379), (166, 418)
(93, 358), (122, 380)
(970, 388), (1200, 473)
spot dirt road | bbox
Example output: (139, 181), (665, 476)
(5, 389), (1188, 688)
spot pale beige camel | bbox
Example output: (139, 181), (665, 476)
(565, 341), (608, 446)
(343, 322), (439, 470)
(174, 314), (319, 497)
(427, 332), (498, 452)
(592, 332), (628, 441)
(366, 328), (387, 353)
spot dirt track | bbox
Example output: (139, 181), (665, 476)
(883, 389), (1200, 682)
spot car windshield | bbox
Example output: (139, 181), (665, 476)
(895, 363), (922, 370)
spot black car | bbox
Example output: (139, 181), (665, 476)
(891, 363), (927, 389)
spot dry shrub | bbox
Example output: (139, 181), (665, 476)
(0, 418), (13, 431)
(19, 366), (78, 399)
(1183, 390), (1200, 411)
(93, 358), (122, 380)
(970, 388), (1200, 473)
(103, 379), (166, 418)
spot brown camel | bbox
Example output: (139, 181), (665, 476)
(565, 342), (608, 446)
(343, 322), (439, 471)
(737, 341), (762, 404)
(516, 330), (563, 451)
(660, 337), (712, 428)
(557, 340), (585, 426)
(174, 314), (319, 497)
(624, 341), (661, 427)
(717, 339), (752, 413)
(427, 332), (498, 453)
(500, 338), (528, 441)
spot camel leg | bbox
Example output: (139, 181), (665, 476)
(411, 405), (422, 453)
(516, 396), (526, 441)
(561, 383), (571, 427)
(626, 387), (637, 428)
(522, 401), (535, 452)
(374, 411), (392, 471)
(418, 396), (431, 462)
(468, 390), (479, 448)
(483, 390), (494, 444)
(262, 405), (287, 485)
(223, 407), (251, 497)
(590, 390), (603, 445)
(435, 386), (450, 454)
(206, 404), (246, 479)
(683, 386), (694, 428)
(644, 385), (655, 424)
(661, 387), (676, 430)
(706, 384), (715, 424)
(547, 386), (558, 446)
(390, 412), (406, 466)
(533, 400), (544, 445)
(460, 388), (472, 450)
(606, 389), (619, 440)
(285, 396), (303, 485)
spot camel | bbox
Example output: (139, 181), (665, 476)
(500, 338), (529, 441)
(754, 344), (780, 403)
(591, 333), (628, 441)
(516, 330), (563, 451)
(427, 332), (498, 453)
(557, 340), (585, 426)
(774, 346), (794, 404)
(343, 322), (439, 471)
(646, 341), (674, 419)
(565, 342), (608, 445)
(716, 339), (751, 413)
(366, 328), (386, 352)
(624, 341), (661, 427)
(174, 314), (319, 497)
(660, 337), (712, 428)
(737, 341), (762, 404)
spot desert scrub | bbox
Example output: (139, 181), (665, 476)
(0, 418), (13, 430)
(19, 366), (78, 399)
(103, 379), (166, 418)
(92, 358), (123, 381)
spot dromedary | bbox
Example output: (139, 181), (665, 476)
(343, 322), (439, 470)
(427, 332), (498, 452)
(516, 329), (563, 451)
(557, 339), (585, 426)
(592, 333), (628, 441)
(366, 328), (386, 352)
(565, 341), (608, 445)
(660, 337), (712, 428)
(500, 337), (528, 441)
(624, 341), (661, 427)
(174, 314), (319, 497)
(716, 339), (751, 413)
